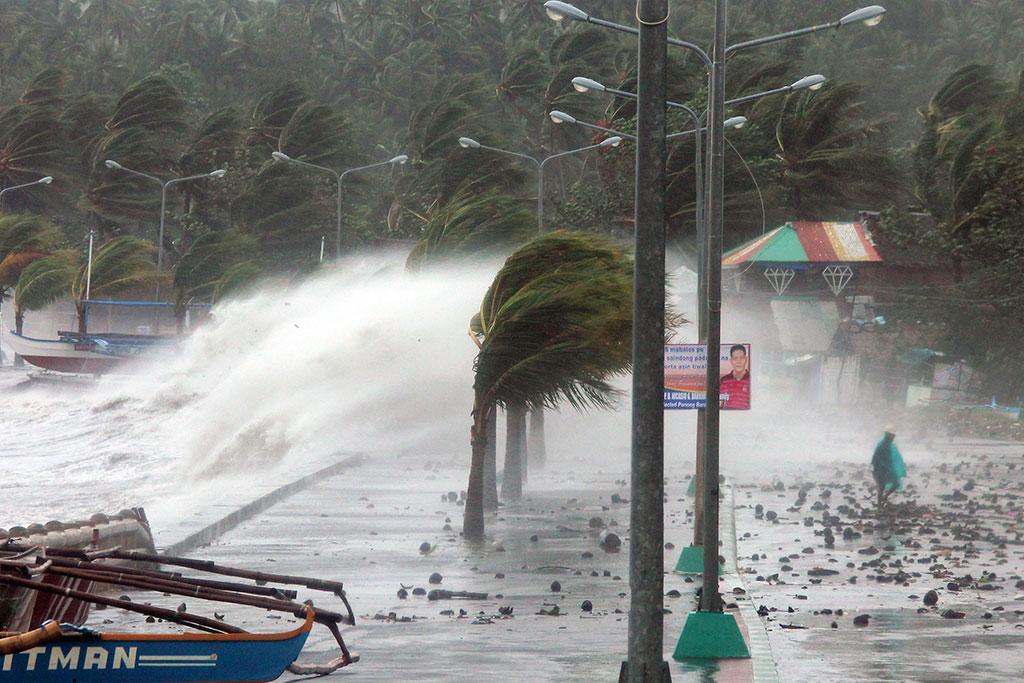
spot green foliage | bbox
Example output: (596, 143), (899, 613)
(406, 190), (533, 270)
(0, 105), (63, 193)
(472, 231), (634, 413)
(106, 75), (187, 134)
(0, 214), (63, 296)
(70, 235), (159, 304)
(232, 163), (327, 267)
(13, 250), (78, 314)
(0, 213), (62, 261)
(1, 0), (1024, 330)
(212, 260), (263, 302)
(278, 101), (354, 168)
(173, 229), (256, 307)
(248, 82), (308, 149)
(759, 82), (904, 216)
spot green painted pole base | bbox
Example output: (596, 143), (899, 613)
(673, 545), (723, 575)
(673, 611), (750, 660)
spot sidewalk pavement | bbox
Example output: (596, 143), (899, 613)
(93, 455), (772, 682)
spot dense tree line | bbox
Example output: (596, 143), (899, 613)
(0, 1), (1022, 397)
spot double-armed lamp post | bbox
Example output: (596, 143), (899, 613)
(545, 0), (886, 677)
(104, 160), (226, 276)
(456, 135), (622, 234)
(271, 151), (408, 259)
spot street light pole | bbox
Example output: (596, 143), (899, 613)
(701, 0), (728, 614)
(271, 152), (408, 259)
(104, 161), (226, 279)
(625, 0), (669, 679)
(457, 137), (621, 234)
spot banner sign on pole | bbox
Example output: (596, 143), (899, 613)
(664, 343), (751, 410)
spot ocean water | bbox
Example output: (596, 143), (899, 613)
(0, 254), (498, 532)
(0, 249), (866, 538)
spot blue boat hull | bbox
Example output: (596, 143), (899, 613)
(1, 611), (312, 683)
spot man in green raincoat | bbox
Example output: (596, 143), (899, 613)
(872, 425), (906, 507)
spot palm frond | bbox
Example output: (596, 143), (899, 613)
(70, 236), (158, 302)
(14, 250), (78, 313)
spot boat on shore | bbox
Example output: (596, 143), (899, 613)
(2, 297), (210, 375)
(1, 330), (174, 375)
(0, 544), (359, 680)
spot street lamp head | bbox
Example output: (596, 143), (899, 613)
(389, 154), (409, 165)
(791, 74), (827, 91)
(209, 169), (227, 178)
(839, 5), (885, 27)
(600, 136), (623, 148)
(549, 110), (576, 125)
(458, 137), (481, 149)
(38, 176), (53, 185)
(544, 1), (588, 22)
(572, 77), (606, 93)
(104, 160), (122, 170)
(724, 116), (748, 129)
(271, 151), (291, 162)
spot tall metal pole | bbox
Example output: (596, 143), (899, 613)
(700, 0), (727, 614)
(626, 0), (669, 678)
(85, 229), (95, 301)
(536, 166), (545, 234)
(335, 174), (344, 260)
(154, 183), (169, 302)
(157, 183), (168, 274)
(693, 118), (707, 548)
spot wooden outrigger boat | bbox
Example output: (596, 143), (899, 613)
(0, 546), (359, 681)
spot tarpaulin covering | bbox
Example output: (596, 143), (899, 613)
(722, 222), (882, 267)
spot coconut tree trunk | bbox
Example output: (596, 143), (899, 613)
(464, 396), (488, 542)
(502, 404), (526, 500)
(13, 305), (24, 367)
(528, 406), (547, 469)
(483, 402), (498, 511)
(175, 303), (187, 335)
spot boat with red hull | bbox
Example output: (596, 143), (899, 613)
(2, 330), (175, 375)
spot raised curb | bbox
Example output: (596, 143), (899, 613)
(162, 454), (365, 556)
(721, 483), (780, 683)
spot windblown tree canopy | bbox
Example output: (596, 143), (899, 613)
(463, 231), (638, 540)
(405, 189), (534, 270)
(16, 235), (163, 333)
(0, 214), (63, 326)
(12, 249), (79, 332)
(172, 229), (256, 325)
(0, 0), (1019, 370)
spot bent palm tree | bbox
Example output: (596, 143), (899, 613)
(406, 189), (534, 270)
(12, 250), (78, 334)
(68, 236), (159, 332)
(172, 230), (255, 331)
(0, 214), (62, 331)
(464, 231), (633, 541)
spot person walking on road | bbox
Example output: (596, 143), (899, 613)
(872, 425), (906, 508)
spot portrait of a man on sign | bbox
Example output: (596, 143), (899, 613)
(719, 344), (750, 410)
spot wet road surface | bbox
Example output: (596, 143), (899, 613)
(91, 455), (759, 682)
